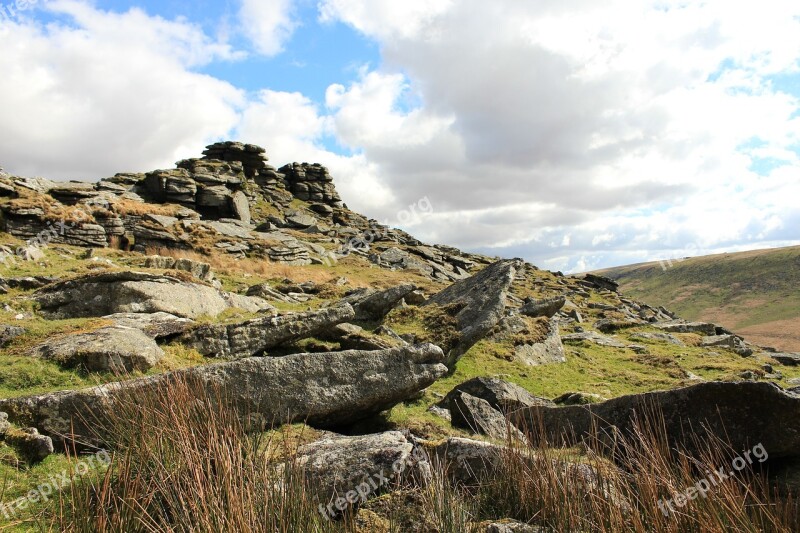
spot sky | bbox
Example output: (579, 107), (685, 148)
(0, 0), (798, 272)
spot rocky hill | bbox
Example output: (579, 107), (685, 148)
(593, 246), (800, 352)
(1, 142), (799, 532)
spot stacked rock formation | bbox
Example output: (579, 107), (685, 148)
(279, 162), (344, 208)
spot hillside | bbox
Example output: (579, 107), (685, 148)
(0, 142), (799, 531)
(593, 246), (800, 352)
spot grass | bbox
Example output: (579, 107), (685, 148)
(594, 246), (800, 351)
(5, 376), (792, 532)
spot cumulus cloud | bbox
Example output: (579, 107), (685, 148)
(318, 0), (800, 271)
(236, 89), (396, 211)
(0, 1), (244, 179)
(238, 0), (297, 57)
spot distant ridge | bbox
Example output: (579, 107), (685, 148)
(593, 245), (800, 351)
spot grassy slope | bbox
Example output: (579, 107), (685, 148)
(2, 231), (800, 529)
(593, 246), (800, 352)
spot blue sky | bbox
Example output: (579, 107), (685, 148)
(0, 0), (799, 272)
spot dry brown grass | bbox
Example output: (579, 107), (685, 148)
(109, 199), (184, 217)
(144, 246), (335, 284)
(56, 376), (353, 532)
(3, 191), (97, 225)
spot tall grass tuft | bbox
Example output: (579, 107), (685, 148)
(55, 375), (351, 532)
(470, 408), (800, 532)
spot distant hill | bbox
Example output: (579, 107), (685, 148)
(593, 246), (800, 352)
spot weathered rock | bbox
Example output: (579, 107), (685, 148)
(33, 271), (267, 319)
(561, 331), (626, 348)
(442, 377), (553, 414)
(144, 255), (213, 281)
(482, 521), (550, 533)
(294, 431), (427, 514)
(654, 321), (717, 336)
(268, 242), (312, 265)
(0, 412), (8, 436)
(513, 381), (800, 460)
(103, 312), (195, 339)
(320, 323), (402, 351)
(582, 274), (619, 292)
(513, 319), (566, 366)
(520, 296), (566, 318)
(425, 259), (521, 368)
(4, 276), (59, 290)
(340, 284), (416, 322)
(701, 334), (753, 357)
(230, 191), (251, 224)
(552, 392), (608, 405)
(4, 427), (55, 462)
(772, 353), (800, 366)
(0, 343), (448, 446)
(630, 332), (684, 346)
(32, 326), (164, 373)
(246, 283), (288, 301)
(0, 324), (25, 347)
(179, 305), (356, 358)
(429, 437), (505, 485)
(449, 392), (527, 442)
(594, 318), (645, 333)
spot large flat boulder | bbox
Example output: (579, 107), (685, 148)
(179, 305), (356, 358)
(0, 343), (448, 446)
(33, 271), (273, 319)
(512, 381), (800, 460)
(31, 326), (163, 373)
(103, 312), (195, 339)
(425, 259), (521, 368)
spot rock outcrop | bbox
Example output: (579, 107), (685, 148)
(179, 305), (356, 358)
(103, 312), (194, 340)
(339, 284), (417, 322)
(293, 431), (427, 514)
(425, 259), (521, 368)
(33, 271), (273, 319)
(442, 377), (553, 414)
(449, 392), (527, 442)
(0, 324), (24, 347)
(0, 343), (448, 446)
(512, 381), (800, 460)
(520, 296), (566, 319)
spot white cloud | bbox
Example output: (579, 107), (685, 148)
(317, 0), (800, 269)
(239, 0), (297, 57)
(236, 89), (396, 212)
(0, 1), (244, 179)
(318, 0), (453, 41)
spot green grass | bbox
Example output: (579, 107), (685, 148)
(593, 246), (800, 332)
